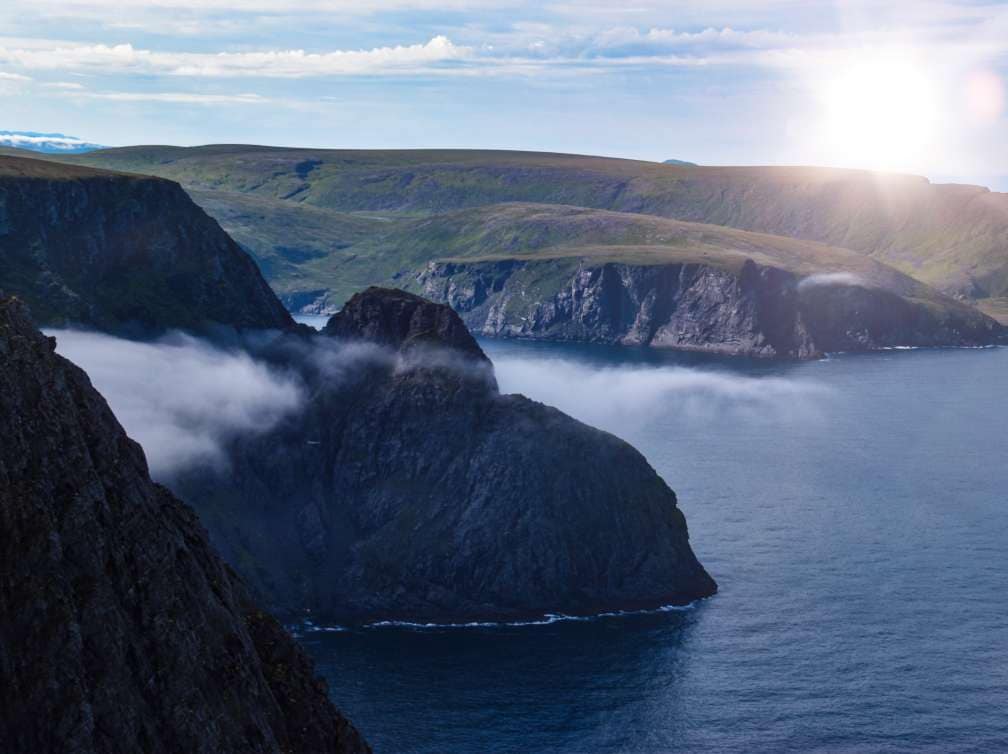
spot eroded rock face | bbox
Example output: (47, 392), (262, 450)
(416, 258), (1003, 359)
(324, 286), (491, 363)
(0, 155), (295, 333)
(174, 288), (716, 623)
(0, 297), (368, 754)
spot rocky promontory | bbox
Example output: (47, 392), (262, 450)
(174, 288), (717, 623)
(417, 256), (1003, 359)
(0, 155), (295, 333)
(0, 296), (368, 754)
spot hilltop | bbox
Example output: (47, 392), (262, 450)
(55, 145), (1008, 320)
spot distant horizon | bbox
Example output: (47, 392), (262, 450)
(3, 1), (1007, 187)
(6, 131), (1008, 192)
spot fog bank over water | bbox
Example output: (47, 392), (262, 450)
(488, 349), (831, 439)
(48, 324), (832, 478)
(48, 329), (304, 477)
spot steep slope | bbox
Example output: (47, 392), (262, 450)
(172, 288), (717, 623)
(408, 205), (1002, 357)
(0, 296), (368, 754)
(64, 146), (1008, 305)
(0, 154), (295, 332)
(69, 183), (1000, 358)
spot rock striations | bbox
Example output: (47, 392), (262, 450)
(175, 287), (717, 624)
(417, 257), (1002, 359)
(0, 297), (368, 754)
(0, 155), (295, 333)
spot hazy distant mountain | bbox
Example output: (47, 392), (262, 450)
(0, 130), (103, 154)
(662, 158), (698, 166)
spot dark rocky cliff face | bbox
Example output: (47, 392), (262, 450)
(0, 297), (368, 754)
(174, 288), (716, 623)
(416, 258), (1003, 359)
(0, 155), (295, 333)
(323, 286), (491, 364)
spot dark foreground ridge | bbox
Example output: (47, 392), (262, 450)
(0, 154), (295, 333)
(0, 297), (369, 754)
(175, 288), (717, 623)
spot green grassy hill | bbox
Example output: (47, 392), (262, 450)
(53, 145), (1008, 315)
(160, 196), (982, 319)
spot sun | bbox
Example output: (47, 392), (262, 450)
(816, 53), (939, 172)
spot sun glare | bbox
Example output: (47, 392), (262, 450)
(817, 54), (939, 172)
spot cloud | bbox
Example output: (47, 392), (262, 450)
(81, 90), (271, 104)
(0, 36), (470, 78)
(24, 0), (514, 12)
(798, 272), (866, 290)
(491, 352), (830, 439)
(48, 329), (305, 477)
(0, 70), (30, 80)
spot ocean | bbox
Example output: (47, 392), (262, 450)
(297, 339), (1008, 753)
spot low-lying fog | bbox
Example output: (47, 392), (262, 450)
(48, 328), (830, 479)
(490, 351), (830, 437)
(49, 329), (304, 477)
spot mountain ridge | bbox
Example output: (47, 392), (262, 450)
(53, 145), (1008, 316)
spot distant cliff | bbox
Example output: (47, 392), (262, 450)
(173, 288), (717, 623)
(0, 155), (295, 333)
(417, 257), (1003, 359)
(63, 146), (1008, 305)
(0, 297), (368, 754)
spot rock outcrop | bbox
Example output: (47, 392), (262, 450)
(0, 155), (295, 333)
(0, 296), (368, 754)
(322, 287), (491, 363)
(417, 258), (1003, 359)
(173, 288), (716, 623)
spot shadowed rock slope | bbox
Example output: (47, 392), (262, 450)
(0, 297), (368, 754)
(173, 288), (717, 624)
(0, 154), (295, 332)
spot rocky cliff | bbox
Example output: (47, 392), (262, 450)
(63, 146), (1008, 303)
(417, 257), (1003, 359)
(0, 297), (368, 754)
(0, 155), (295, 332)
(173, 288), (716, 623)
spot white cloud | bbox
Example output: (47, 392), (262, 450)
(26, 0), (514, 11)
(48, 329), (305, 477)
(491, 352), (830, 439)
(81, 90), (271, 104)
(0, 36), (470, 78)
(0, 70), (30, 80)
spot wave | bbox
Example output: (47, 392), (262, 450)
(290, 599), (706, 635)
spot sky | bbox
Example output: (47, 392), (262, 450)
(2, 1), (1008, 186)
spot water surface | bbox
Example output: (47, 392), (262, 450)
(301, 342), (1008, 753)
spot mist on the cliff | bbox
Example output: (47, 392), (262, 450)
(490, 353), (830, 438)
(48, 329), (307, 477)
(798, 272), (865, 290)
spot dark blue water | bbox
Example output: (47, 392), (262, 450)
(299, 342), (1008, 753)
